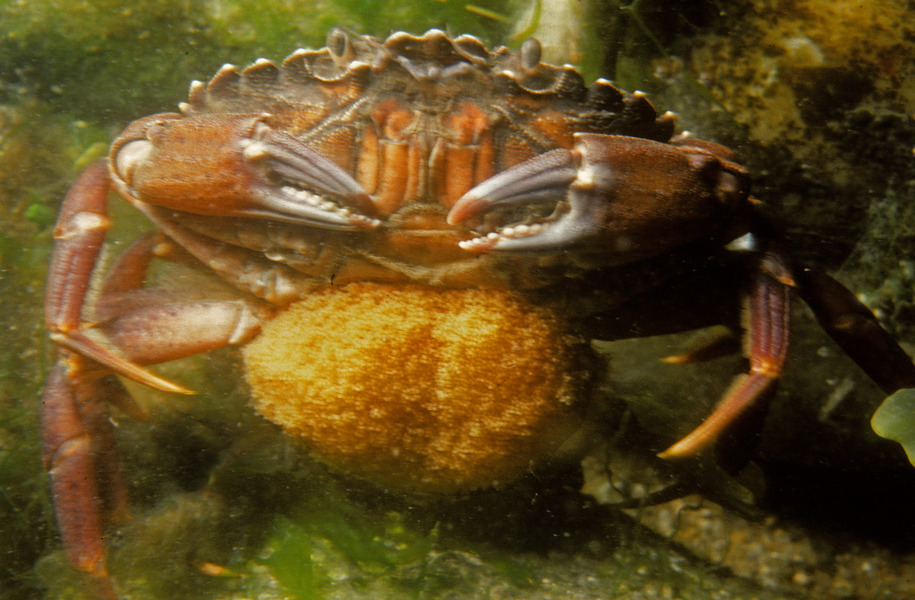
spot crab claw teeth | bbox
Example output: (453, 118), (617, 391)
(447, 148), (576, 225)
(241, 124), (379, 230)
(249, 184), (380, 230)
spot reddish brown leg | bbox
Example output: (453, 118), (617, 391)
(45, 164), (192, 394)
(45, 161), (111, 337)
(42, 162), (268, 598)
(659, 254), (790, 459)
(95, 232), (162, 320)
(42, 161), (122, 598)
(41, 361), (120, 600)
(796, 268), (915, 393)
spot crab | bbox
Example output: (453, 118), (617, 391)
(41, 29), (915, 599)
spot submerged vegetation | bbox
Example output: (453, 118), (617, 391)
(873, 389), (915, 467)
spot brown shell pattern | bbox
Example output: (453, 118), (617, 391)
(178, 28), (675, 209)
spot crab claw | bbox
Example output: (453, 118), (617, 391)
(111, 114), (380, 231)
(447, 148), (580, 251)
(239, 121), (381, 229)
(449, 133), (748, 262)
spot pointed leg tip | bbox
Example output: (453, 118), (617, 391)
(657, 439), (703, 461)
(660, 354), (689, 365)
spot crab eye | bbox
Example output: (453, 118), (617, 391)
(520, 37), (542, 71)
(326, 27), (353, 65)
(114, 139), (154, 185)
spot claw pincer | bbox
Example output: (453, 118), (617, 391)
(449, 133), (749, 258)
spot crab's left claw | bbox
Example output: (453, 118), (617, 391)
(449, 133), (748, 264)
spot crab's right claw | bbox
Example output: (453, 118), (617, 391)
(110, 114), (380, 231)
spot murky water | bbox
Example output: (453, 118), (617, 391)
(2, 1), (914, 599)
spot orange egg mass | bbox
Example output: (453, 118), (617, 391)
(242, 282), (591, 494)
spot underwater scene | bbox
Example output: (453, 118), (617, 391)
(2, 0), (915, 598)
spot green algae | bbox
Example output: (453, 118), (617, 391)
(872, 389), (915, 467)
(0, 0), (516, 123)
(0, 124), (61, 598)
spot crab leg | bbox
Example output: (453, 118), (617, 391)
(796, 268), (915, 393)
(87, 232), (272, 364)
(658, 254), (790, 459)
(40, 163), (126, 598)
(45, 162), (193, 395)
(43, 161), (271, 597)
(98, 298), (268, 364)
(41, 363), (130, 600)
(45, 161), (110, 334)
(41, 163), (163, 598)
